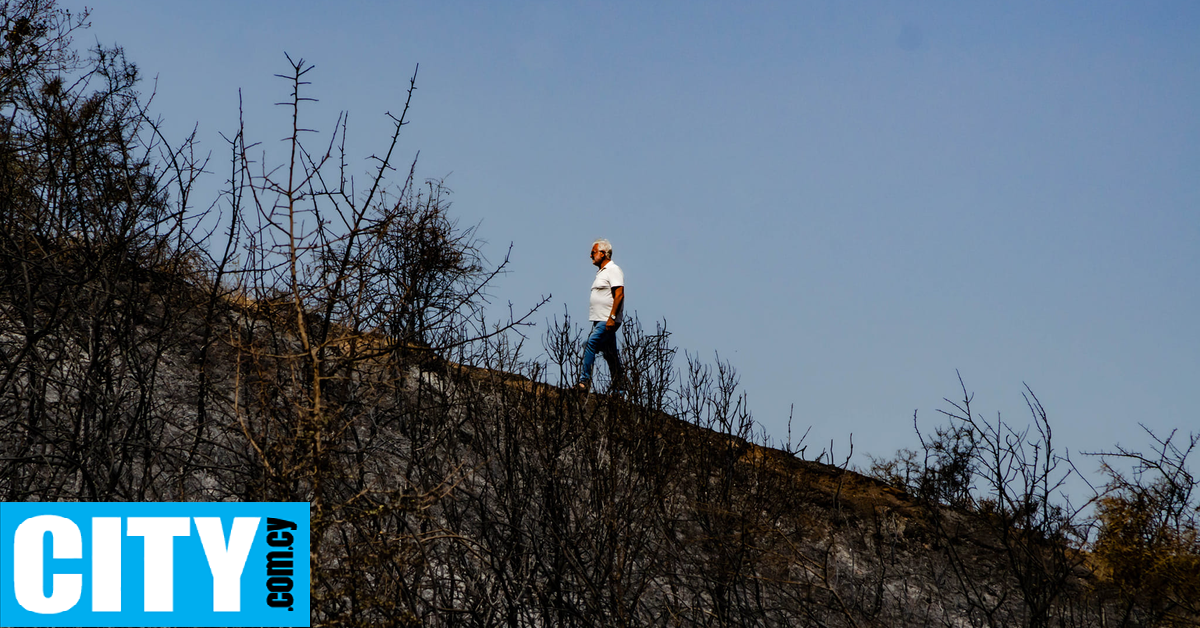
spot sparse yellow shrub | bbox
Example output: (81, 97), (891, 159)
(1093, 487), (1200, 622)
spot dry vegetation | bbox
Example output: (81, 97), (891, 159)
(1, 2), (1197, 625)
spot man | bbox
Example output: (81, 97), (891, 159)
(577, 238), (625, 393)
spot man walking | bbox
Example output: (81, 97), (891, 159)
(577, 238), (625, 393)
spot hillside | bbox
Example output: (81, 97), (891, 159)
(3, 269), (1185, 627)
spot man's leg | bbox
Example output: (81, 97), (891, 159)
(598, 323), (625, 393)
(579, 321), (606, 388)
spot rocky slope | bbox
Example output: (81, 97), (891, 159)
(0, 278), (1178, 627)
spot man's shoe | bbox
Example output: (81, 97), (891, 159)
(575, 381), (590, 393)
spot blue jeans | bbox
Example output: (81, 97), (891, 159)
(580, 320), (623, 388)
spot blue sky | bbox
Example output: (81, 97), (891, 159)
(75, 1), (1199, 487)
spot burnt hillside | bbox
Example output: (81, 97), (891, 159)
(4, 265), (1194, 627)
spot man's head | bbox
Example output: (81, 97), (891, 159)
(590, 238), (613, 268)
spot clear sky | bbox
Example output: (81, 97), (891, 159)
(73, 1), (1199, 488)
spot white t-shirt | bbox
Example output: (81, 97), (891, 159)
(589, 261), (625, 322)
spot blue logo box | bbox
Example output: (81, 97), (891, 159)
(0, 502), (309, 627)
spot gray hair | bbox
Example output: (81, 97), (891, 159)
(593, 238), (613, 258)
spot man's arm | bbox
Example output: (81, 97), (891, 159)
(606, 286), (624, 330)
